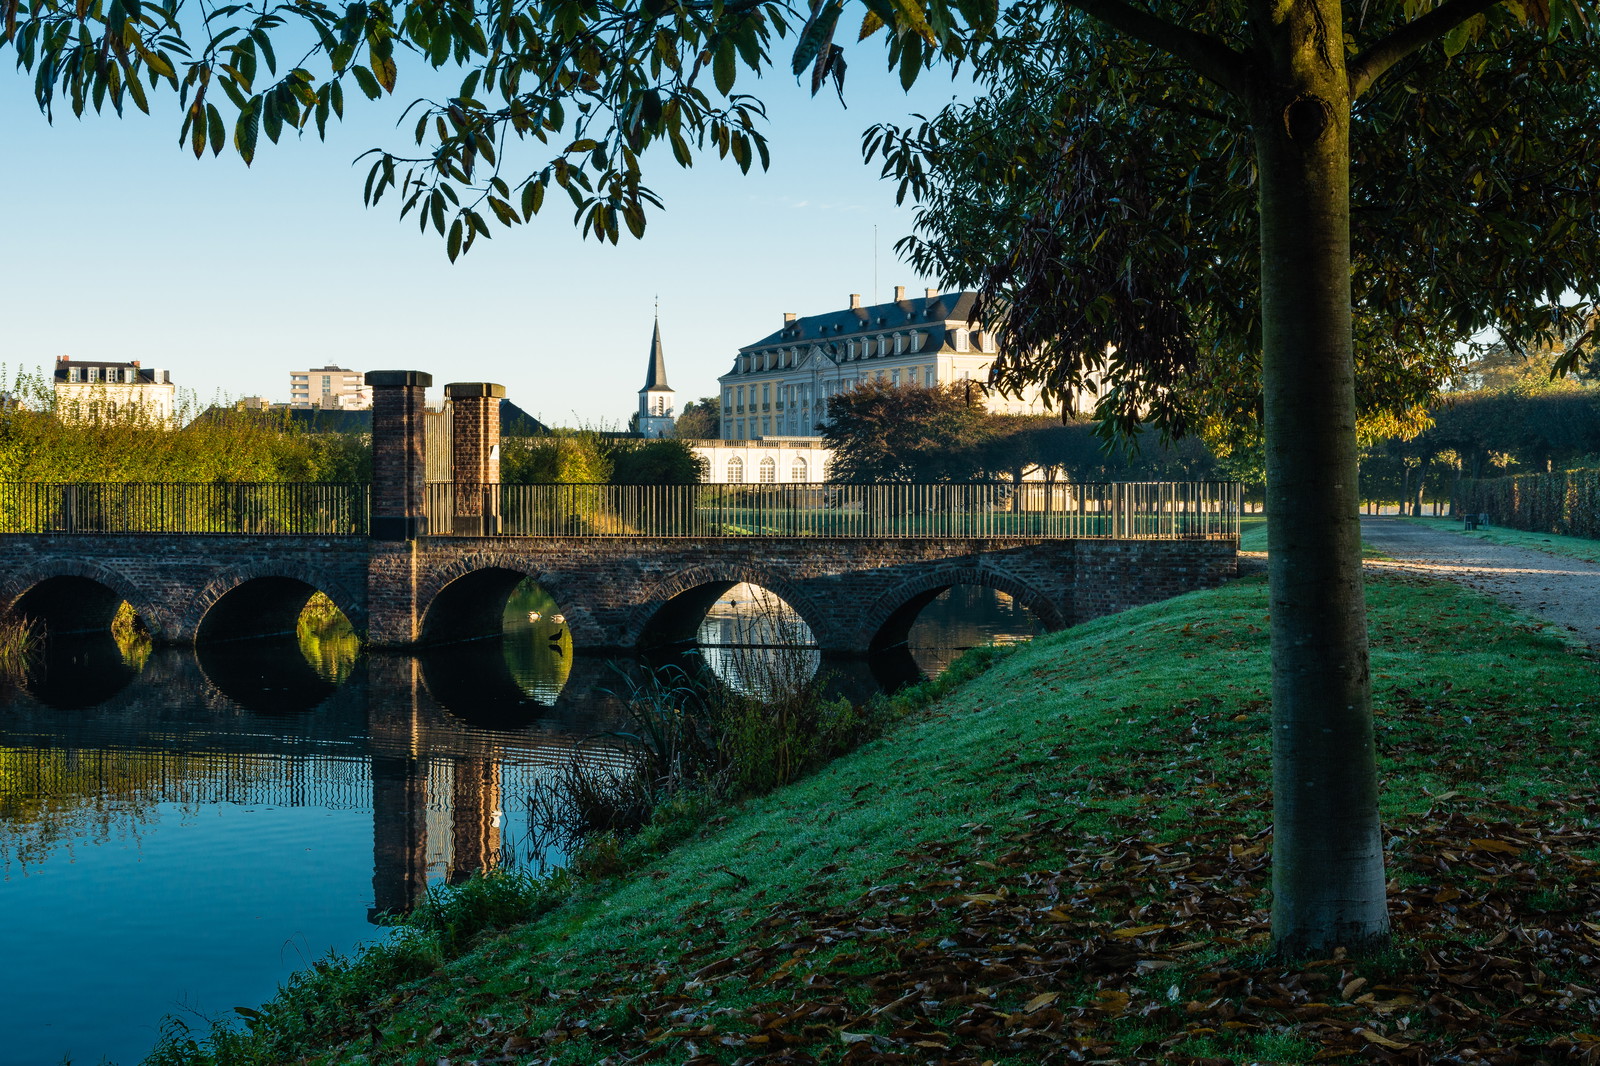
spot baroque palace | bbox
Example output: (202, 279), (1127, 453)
(716, 288), (1044, 441)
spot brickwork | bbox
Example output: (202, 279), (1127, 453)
(0, 533), (1236, 652)
(0, 534), (370, 643)
(367, 370), (432, 540)
(442, 382), (505, 534)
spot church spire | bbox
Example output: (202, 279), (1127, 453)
(642, 312), (670, 392)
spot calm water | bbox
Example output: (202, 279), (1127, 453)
(0, 583), (1037, 1066)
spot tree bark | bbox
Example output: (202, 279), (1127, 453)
(1252, 0), (1390, 958)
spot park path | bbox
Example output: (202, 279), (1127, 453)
(1359, 517), (1600, 654)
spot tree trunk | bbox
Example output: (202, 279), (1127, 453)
(1253, 10), (1390, 958)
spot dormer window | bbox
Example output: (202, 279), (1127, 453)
(953, 329), (970, 352)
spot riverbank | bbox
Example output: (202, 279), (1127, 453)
(153, 571), (1600, 1065)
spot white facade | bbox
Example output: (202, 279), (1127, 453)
(717, 287), (1049, 441)
(53, 357), (177, 424)
(290, 365), (371, 409)
(688, 438), (831, 484)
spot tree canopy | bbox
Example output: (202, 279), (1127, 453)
(820, 380), (993, 482)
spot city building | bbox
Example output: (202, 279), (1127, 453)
(716, 287), (1049, 442)
(290, 365), (371, 409)
(636, 317), (676, 437)
(52, 357), (177, 424)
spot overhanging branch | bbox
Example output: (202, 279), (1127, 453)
(1348, 0), (1507, 97)
(1060, 0), (1250, 97)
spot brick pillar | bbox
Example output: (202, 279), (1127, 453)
(443, 382), (505, 536)
(366, 370), (432, 541)
(367, 659), (428, 921)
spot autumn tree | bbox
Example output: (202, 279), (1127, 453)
(821, 380), (993, 482)
(10, 0), (1600, 957)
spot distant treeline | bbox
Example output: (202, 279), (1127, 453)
(501, 430), (704, 485)
(0, 403), (370, 484)
(1360, 387), (1600, 512)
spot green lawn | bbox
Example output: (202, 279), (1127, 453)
(154, 571), (1600, 1066)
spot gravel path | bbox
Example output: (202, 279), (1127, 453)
(1359, 517), (1600, 654)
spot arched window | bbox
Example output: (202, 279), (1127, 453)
(791, 456), (808, 482)
(894, 333), (904, 354)
(759, 457), (777, 483)
(727, 456), (745, 483)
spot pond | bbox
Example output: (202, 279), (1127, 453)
(0, 581), (1039, 1066)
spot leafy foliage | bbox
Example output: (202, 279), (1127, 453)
(820, 379), (995, 482)
(501, 429), (704, 484)
(672, 395), (722, 440)
(863, 6), (1600, 442)
(2, 0), (992, 260)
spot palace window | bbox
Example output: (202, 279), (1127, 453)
(727, 456), (745, 482)
(759, 457), (777, 483)
(791, 456), (808, 482)
(953, 329), (970, 352)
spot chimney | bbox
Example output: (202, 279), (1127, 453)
(925, 288), (939, 299)
(849, 294), (862, 309)
(894, 285), (906, 301)
(783, 312), (797, 323)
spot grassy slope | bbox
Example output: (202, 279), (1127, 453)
(169, 573), (1600, 1065)
(1405, 515), (1600, 564)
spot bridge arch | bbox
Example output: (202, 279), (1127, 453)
(0, 560), (167, 638)
(415, 552), (598, 647)
(627, 565), (835, 651)
(191, 566), (366, 644)
(855, 566), (1066, 653)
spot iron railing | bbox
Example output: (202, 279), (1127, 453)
(0, 481), (1241, 539)
(0, 482), (369, 535)
(424, 481), (1241, 540)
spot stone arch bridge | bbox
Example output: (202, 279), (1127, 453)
(0, 532), (1235, 652)
(0, 372), (1237, 652)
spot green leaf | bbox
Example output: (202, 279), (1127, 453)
(262, 96), (283, 142)
(447, 217), (462, 261)
(207, 102), (226, 156)
(713, 38), (736, 96)
(521, 179), (544, 220)
(1441, 19), (1471, 57)
(859, 10), (885, 40)
(351, 64), (382, 100)
(234, 100), (260, 163)
(189, 103), (206, 158)
(791, 0), (843, 77)
(899, 31), (923, 90)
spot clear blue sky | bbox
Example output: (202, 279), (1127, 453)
(1, 49), (970, 427)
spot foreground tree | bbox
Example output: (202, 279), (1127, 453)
(9, 0), (1600, 956)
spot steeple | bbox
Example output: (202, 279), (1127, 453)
(636, 307), (676, 437)
(642, 315), (670, 391)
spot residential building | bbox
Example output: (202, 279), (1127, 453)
(636, 317), (676, 437)
(716, 287), (1049, 442)
(52, 357), (177, 424)
(290, 365), (371, 409)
